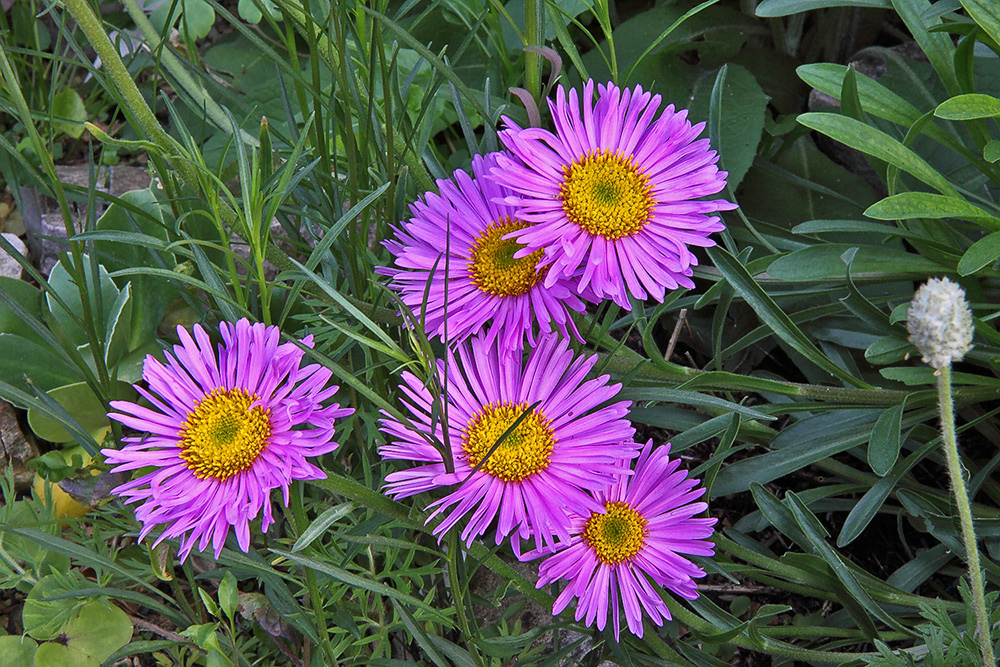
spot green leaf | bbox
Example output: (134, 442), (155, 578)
(867, 403), (904, 476)
(767, 244), (947, 282)
(0, 636), (36, 665)
(61, 600), (132, 664)
(984, 140), (1000, 163)
(694, 64), (769, 190)
(797, 113), (961, 198)
(291, 502), (357, 553)
(0, 276), (42, 338)
(934, 93), (1000, 120)
(91, 189), (180, 349)
(865, 336), (913, 365)
(960, 0), (1000, 54)
(0, 333), (81, 396)
(273, 550), (453, 626)
(103, 284), (132, 367)
(217, 572), (238, 623)
(756, 0), (889, 16)
(864, 192), (1000, 230)
(26, 382), (112, 443)
(707, 246), (865, 387)
(51, 89), (86, 139)
(23, 575), (83, 641)
(45, 257), (120, 349)
(713, 411), (881, 496)
(152, 0), (215, 40)
(237, 0), (278, 23)
(785, 493), (910, 634)
(958, 231), (1000, 275)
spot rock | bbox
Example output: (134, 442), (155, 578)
(0, 400), (38, 493)
(21, 165), (152, 275)
(0, 233), (27, 279)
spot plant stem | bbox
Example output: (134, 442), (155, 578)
(524, 0), (541, 101)
(937, 366), (995, 667)
(446, 532), (486, 667)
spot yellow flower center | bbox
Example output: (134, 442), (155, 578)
(582, 501), (648, 565)
(178, 388), (271, 481)
(560, 150), (654, 240)
(469, 217), (546, 296)
(462, 401), (555, 482)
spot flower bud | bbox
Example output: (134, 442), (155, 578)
(906, 277), (974, 370)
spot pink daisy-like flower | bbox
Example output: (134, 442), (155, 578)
(378, 152), (588, 351)
(493, 80), (737, 310)
(378, 334), (637, 551)
(102, 319), (353, 561)
(529, 440), (716, 640)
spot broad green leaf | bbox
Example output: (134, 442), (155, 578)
(23, 575), (83, 641)
(707, 246), (865, 387)
(935, 93), (1000, 120)
(0, 276), (42, 338)
(767, 244), (946, 282)
(960, 0), (1000, 53)
(691, 64), (769, 190)
(218, 572), (238, 623)
(91, 189), (179, 348)
(45, 257), (120, 349)
(891, 0), (958, 95)
(151, 0), (215, 40)
(867, 403), (904, 476)
(26, 382), (112, 443)
(237, 0), (278, 23)
(0, 636), (36, 665)
(712, 411), (881, 496)
(864, 192), (1000, 230)
(865, 336), (913, 365)
(51, 89), (86, 138)
(958, 231), (1000, 275)
(798, 113), (960, 198)
(756, 0), (888, 16)
(985, 140), (1000, 163)
(0, 333), (81, 396)
(103, 283), (132, 367)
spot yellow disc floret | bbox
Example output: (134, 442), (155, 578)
(462, 401), (555, 482)
(179, 388), (271, 481)
(469, 217), (546, 296)
(560, 150), (654, 240)
(583, 501), (648, 564)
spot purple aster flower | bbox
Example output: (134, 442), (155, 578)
(102, 319), (353, 561)
(378, 152), (588, 351)
(378, 334), (637, 551)
(492, 80), (737, 310)
(528, 440), (716, 640)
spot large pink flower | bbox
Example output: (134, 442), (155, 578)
(103, 319), (353, 561)
(379, 152), (587, 351)
(530, 440), (716, 640)
(493, 80), (736, 309)
(378, 334), (636, 551)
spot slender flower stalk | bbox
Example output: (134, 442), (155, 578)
(908, 278), (994, 667)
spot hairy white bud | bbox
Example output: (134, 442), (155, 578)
(907, 277), (974, 370)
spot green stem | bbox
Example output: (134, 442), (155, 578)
(524, 0), (541, 100)
(937, 366), (995, 667)
(446, 532), (486, 667)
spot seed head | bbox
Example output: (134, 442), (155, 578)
(906, 277), (974, 370)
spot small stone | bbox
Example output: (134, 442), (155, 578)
(0, 400), (38, 493)
(0, 233), (27, 279)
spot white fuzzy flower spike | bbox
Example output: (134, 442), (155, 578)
(906, 277), (974, 370)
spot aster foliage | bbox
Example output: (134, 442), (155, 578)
(103, 319), (353, 561)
